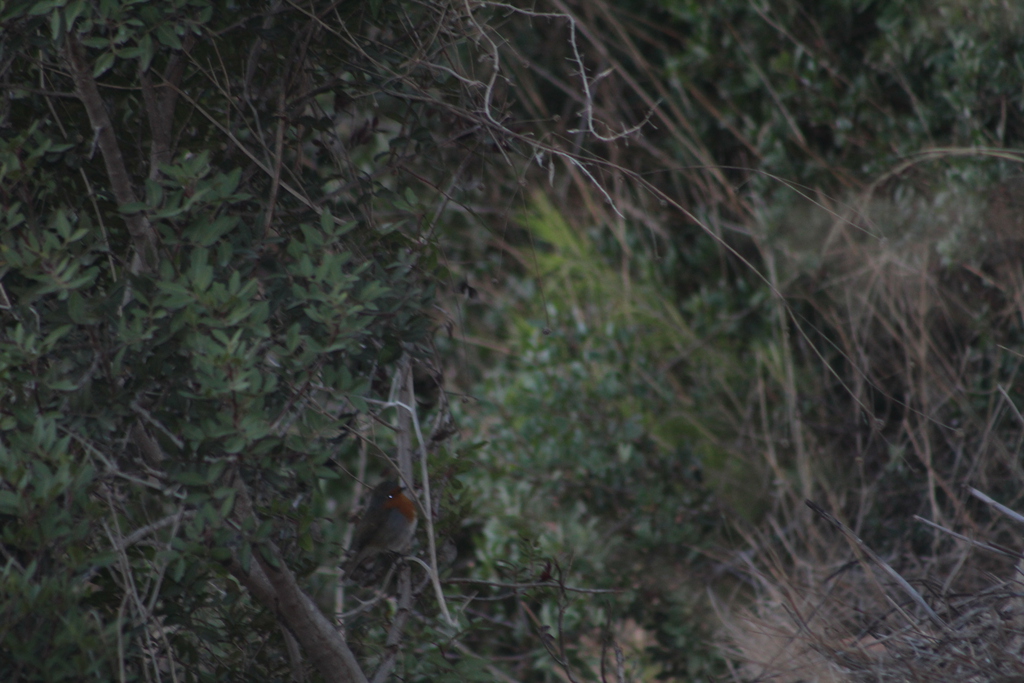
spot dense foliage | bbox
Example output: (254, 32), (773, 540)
(447, 0), (1024, 678)
(5, 0), (1024, 681)
(0, 1), (599, 680)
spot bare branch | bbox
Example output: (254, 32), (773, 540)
(444, 577), (618, 595)
(806, 500), (948, 630)
(140, 37), (192, 180)
(230, 472), (368, 683)
(65, 35), (158, 273)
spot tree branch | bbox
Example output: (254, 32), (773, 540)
(369, 565), (414, 683)
(230, 471), (368, 683)
(65, 35), (159, 273)
(140, 35), (193, 180)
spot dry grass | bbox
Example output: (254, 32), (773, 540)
(724, 508), (1024, 683)
(720, 168), (1024, 682)
(468, 5), (1024, 679)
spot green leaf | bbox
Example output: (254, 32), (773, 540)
(138, 33), (154, 72)
(171, 557), (186, 583)
(119, 201), (148, 214)
(256, 543), (279, 569)
(53, 209), (71, 239)
(223, 437), (246, 454)
(191, 215), (239, 246)
(155, 23), (182, 49)
(207, 459), (227, 484)
(50, 6), (64, 42)
(93, 52), (115, 78)
(155, 281), (194, 309)
(218, 489), (236, 517)
(174, 470), (207, 486)
(43, 324), (73, 349)
(349, 394), (368, 413)
(29, 1), (59, 16)
(192, 262), (213, 292)
(217, 168), (241, 195)
(64, 0), (86, 32)
(0, 490), (20, 515)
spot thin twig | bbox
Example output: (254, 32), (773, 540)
(969, 487), (1024, 527)
(364, 389), (456, 627)
(444, 577), (618, 594)
(806, 500), (948, 630)
(130, 401), (185, 450)
(913, 515), (1021, 559)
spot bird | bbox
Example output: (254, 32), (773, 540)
(343, 479), (418, 578)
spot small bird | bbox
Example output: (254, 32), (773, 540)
(343, 479), (417, 578)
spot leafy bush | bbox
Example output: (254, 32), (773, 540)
(0, 1), (631, 679)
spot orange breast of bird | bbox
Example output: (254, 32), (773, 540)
(384, 488), (417, 523)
